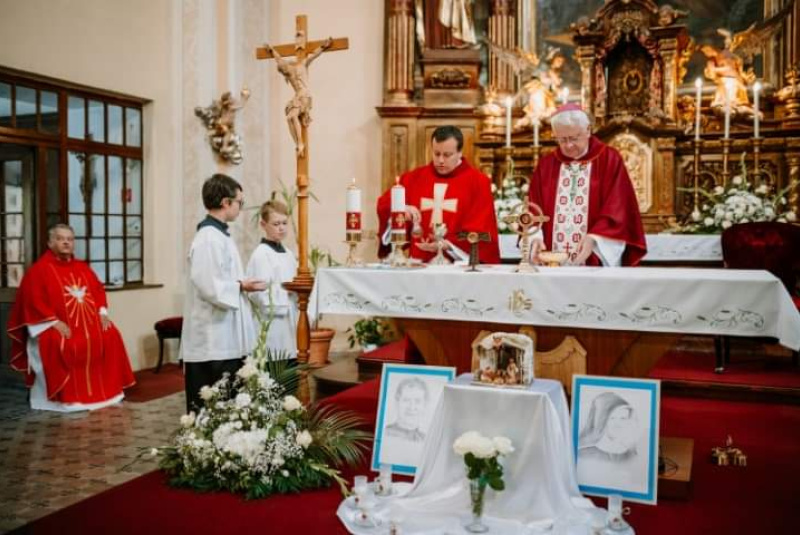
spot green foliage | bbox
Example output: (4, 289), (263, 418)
(346, 317), (393, 349)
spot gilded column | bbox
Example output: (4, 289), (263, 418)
(660, 38), (678, 123)
(488, 0), (516, 94)
(386, 0), (415, 105)
(574, 45), (596, 116)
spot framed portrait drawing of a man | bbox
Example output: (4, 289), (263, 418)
(372, 363), (456, 475)
(571, 375), (661, 505)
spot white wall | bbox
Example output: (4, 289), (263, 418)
(0, 0), (384, 366)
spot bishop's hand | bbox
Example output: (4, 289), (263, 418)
(100, 315), (111, 331)
(240, 279), (268, 292)
(573, 235), (596, 265)
(405, 205), (423, 237)
(529, 238), (545, 265)
(54, 320), (72, 338)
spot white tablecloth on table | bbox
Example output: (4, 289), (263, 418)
(499, 233), (723, 262)
(316, 265), (800, 350)
(338, 377), (611, 534)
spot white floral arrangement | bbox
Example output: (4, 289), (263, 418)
(453, 431), (514, 489)
(149, 320), (371, 499)
(674, 154), (797, 234)
(493, 173), (530, 235)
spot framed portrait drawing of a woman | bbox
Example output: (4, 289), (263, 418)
(571, 375), (661, 504)
(372, 363), (456, 476)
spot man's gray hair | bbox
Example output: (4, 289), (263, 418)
(550, 109), (591, 132)
(47, 223), (75, 241)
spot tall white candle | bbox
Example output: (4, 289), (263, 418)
(504, 96), (513, 148)
(533, 119), (540, 148)
(346, 178), (361, 212)
(390, 177), (405, 212)
(723, 78), (733, 139)
(694, 78), (702, 141)
(753, 81), (761, 138)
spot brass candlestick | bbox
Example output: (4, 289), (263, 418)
(721, 138), (732, 186)
(532, 144), (541, 170)
(389, 232), (408, 267)
(692, 138), (702, 212)
(344, 231), (363, 267)
(752, 137), (762, 184)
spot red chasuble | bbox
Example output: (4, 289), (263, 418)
(529, 136), (647, 266)
(377, 160), (501, 263)
(8, 250), (135, 404)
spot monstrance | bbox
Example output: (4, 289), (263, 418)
(502, 201), (549, 273)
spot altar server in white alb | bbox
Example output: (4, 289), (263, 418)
(180, 173), (267, 412)
(246, 199), (298, 362)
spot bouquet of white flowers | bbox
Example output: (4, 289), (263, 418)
(493, 172), (530, 235)
(150, 321), (371, 499)
(453, 431), (514, 532)
(674, 154), (797, 234)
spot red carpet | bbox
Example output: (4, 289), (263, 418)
(12, 379), (800, 535)
(123, 363), (184, 403)
(649, 348), (800, 389)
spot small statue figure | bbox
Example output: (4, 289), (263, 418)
(194, 88), (250, 165)
(656, 4), (688, 27)
(263, 33), (333, 157)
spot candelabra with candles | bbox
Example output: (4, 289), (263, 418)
(389, 177), (409, 267)
(344, 180), (363, 267)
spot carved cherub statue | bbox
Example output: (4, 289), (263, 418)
(700, 2), (794, 120)
(517, 47), (564, 128)
(656, 4), (688, 27)
(194, 88), (250, 164)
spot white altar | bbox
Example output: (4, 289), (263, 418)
(338, 377), (617, 534)
(316, 265), (800, 351)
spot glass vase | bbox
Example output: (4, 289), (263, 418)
(465, 477), (489, 533)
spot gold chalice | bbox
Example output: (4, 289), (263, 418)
(538, 250), (568, 267)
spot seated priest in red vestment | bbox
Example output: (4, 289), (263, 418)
(377, 125), (500, 263)
(8, 224), (135, 412)
(528, 104), (646, 266)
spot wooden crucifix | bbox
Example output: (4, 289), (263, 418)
(256, 16), (348, 401)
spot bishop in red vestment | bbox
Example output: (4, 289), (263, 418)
(8, 224), (135, 411)
(377, 126), (500, 264)
(529, 105), (646, 266)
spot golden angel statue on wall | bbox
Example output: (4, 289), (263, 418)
(699, 2), (794, 120)
(194, 88), (250, 165)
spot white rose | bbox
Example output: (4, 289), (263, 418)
(199, 386), (215, 401)
(453, 431), (482, 456)
(472, 435), (497, 459)
(180, 412), (195, 428)
(722, 220), (732, 229)
(492, 436), (515, 455)
(732, 176), (743, 185)
(740, 217), (749, 224)
(787, 212), (797, 222)
(691, 209), (701, 221)
(258, 374), (275, 390)
(296, 430), (313, 448)
(273, 455), (285, 467)
(283, 395), (303, 411)
(235, 393), (252, 408)
(714, 186), (725, 195)
(237, 361), (258, 380)
(704, 217), (714, 226)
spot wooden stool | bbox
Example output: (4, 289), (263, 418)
(154, 316), (183, 373)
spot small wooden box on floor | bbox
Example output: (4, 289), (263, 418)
(658, 436), (694, 500)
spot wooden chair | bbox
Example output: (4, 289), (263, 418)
(718, 222), (800, 372)
(153, 316), (183, 373)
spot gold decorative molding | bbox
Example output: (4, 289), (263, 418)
(609, 132), (653, 213)
(429, 67), (472, 89)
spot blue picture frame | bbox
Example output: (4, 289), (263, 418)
(372, 363), (456, 475)
(570, 375), (661, 505)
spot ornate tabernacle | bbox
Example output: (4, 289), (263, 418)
(379, 1), (800, 232)
(471, 331), (535, 387)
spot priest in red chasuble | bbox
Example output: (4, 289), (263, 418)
(377, 125), (500, 264)
(529, 105), (646, 266)
(8, 224), (135, 412)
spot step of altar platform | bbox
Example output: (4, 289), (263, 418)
(650, 336), (800, 405)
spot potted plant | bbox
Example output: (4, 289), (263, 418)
(308, 245), (338, 367)
(347, 317), (393, 353)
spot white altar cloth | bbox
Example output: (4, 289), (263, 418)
(316, 265), (800, 350)
(338, 377), (612, 534)
(499, 233), (723, 262)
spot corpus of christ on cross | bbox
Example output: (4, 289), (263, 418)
(255, 15), (348, 401)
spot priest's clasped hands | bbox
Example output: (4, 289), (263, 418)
(54, 314), (113, 339)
